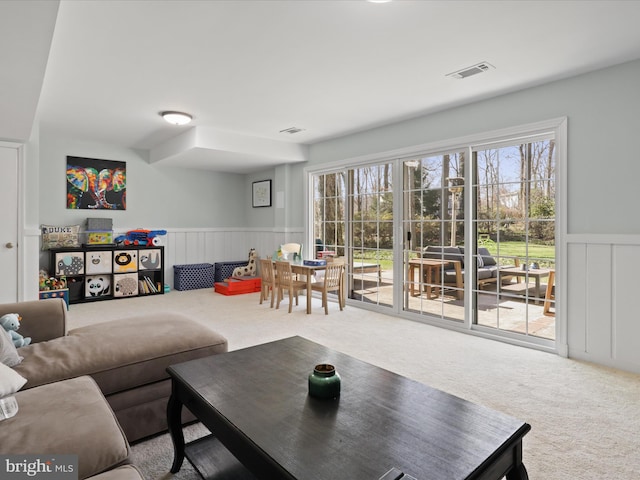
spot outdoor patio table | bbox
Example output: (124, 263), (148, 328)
(408, 258), (458, 299)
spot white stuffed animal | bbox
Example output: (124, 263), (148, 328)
(0, 313), (32, 347)
(232, 248), (258, 277)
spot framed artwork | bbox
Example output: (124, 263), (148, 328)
(66, 156), (126, 210)
(252, 179), (272, 208)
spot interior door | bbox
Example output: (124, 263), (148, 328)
(0, 145), (19, 302)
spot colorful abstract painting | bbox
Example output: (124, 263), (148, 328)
(66, 156), (126, 210)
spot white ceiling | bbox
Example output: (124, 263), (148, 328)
(3, 0), (640, 173)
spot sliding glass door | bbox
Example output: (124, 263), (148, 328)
(312, 163), (395, 311)
(472, 137), (556, 341)
(402, 151), (466, 322)
(309, 122), (559, 349)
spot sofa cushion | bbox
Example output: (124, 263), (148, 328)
(0, 328), (22, 367)
(442, 267), (493, 283)
(86, 465), (144, 480)
(0, 376), (130, 479)
(423, 246), (463, 266)
(478, 247), (497, 266)
(14, 313), (228, 395)
(0, 362), (27, 396)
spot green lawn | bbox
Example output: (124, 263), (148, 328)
(489, 241), (555, 262)
(353, 241), (555, 271)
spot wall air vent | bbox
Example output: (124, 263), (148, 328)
(446, 62), (494, 79)
(279, 127), (305, 134)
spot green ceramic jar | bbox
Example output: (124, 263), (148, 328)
(308, 364), (341, 399)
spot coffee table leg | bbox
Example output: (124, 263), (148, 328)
(506, 463), (529, 480)
(167, 387), (185, 473)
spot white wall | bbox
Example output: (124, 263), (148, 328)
(306, 59), (640, 235)
(21, 60), (640, 373)
(37, 128), (247, 229)
(296, 59), (640, 373)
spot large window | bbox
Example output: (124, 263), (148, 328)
(308, 120), (562, 350)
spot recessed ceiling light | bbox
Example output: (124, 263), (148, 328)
(161, 111), (192, 125)
(368, 0), (393, 3)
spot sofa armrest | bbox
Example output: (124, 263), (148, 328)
(0, 298), (67, 343)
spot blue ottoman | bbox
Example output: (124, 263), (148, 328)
(173, 263), (215, 290)
(214, 261), (249, 283)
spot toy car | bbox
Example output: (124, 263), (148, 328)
(114, 229), (167, 246)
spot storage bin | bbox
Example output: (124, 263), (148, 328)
(214, 261), (249, 283)
(174, 263), (215, 291)
(87, 218), (113, 231)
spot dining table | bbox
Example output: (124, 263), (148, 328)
(273, 259), (327, 314)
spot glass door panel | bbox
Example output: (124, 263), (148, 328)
(348, 164), (394, 309)
(402, 152), (466, 322)
(473, 138), (556, 341)
(312, 166), (394, 310)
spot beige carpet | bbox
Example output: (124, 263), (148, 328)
(68, 289), (640, 480)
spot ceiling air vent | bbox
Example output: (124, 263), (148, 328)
(279, 127), (305, 134)
(446, 62), (494, 79)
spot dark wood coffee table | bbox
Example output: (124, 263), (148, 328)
(167, 336), (530, 480)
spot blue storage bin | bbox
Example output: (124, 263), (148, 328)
(173, 263), (215, 290)
(214, 261), (249, 283)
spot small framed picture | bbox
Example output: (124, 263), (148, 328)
(252, 179), (272, 208)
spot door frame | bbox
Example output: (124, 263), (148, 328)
(0, 141), (25, 302)
(305, 117), (567, 355)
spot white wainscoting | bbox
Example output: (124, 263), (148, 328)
(159, 228), (304, 289)
(567, 234), (640, 374)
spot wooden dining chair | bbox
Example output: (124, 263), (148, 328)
(280, 243), (302, 259)
(274, 261), (307, 313)
(311, 262), (345, 314)
(258, 258), (277, 307)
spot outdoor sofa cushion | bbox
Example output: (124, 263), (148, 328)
(422, 245), (502, 283)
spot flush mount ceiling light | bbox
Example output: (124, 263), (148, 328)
(161, 111), (192, 125)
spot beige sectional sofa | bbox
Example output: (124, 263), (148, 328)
(0, 298), (228, 479)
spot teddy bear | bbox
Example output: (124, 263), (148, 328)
(0, 313), (32, 348)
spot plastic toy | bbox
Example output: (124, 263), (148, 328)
(39, 269), (67, 291)
(114, 229), (167, 246)
(232, 248), (258, 277)
(1, 313), (32, 348)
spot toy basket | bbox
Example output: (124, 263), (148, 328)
(173, 263), (215, 291)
